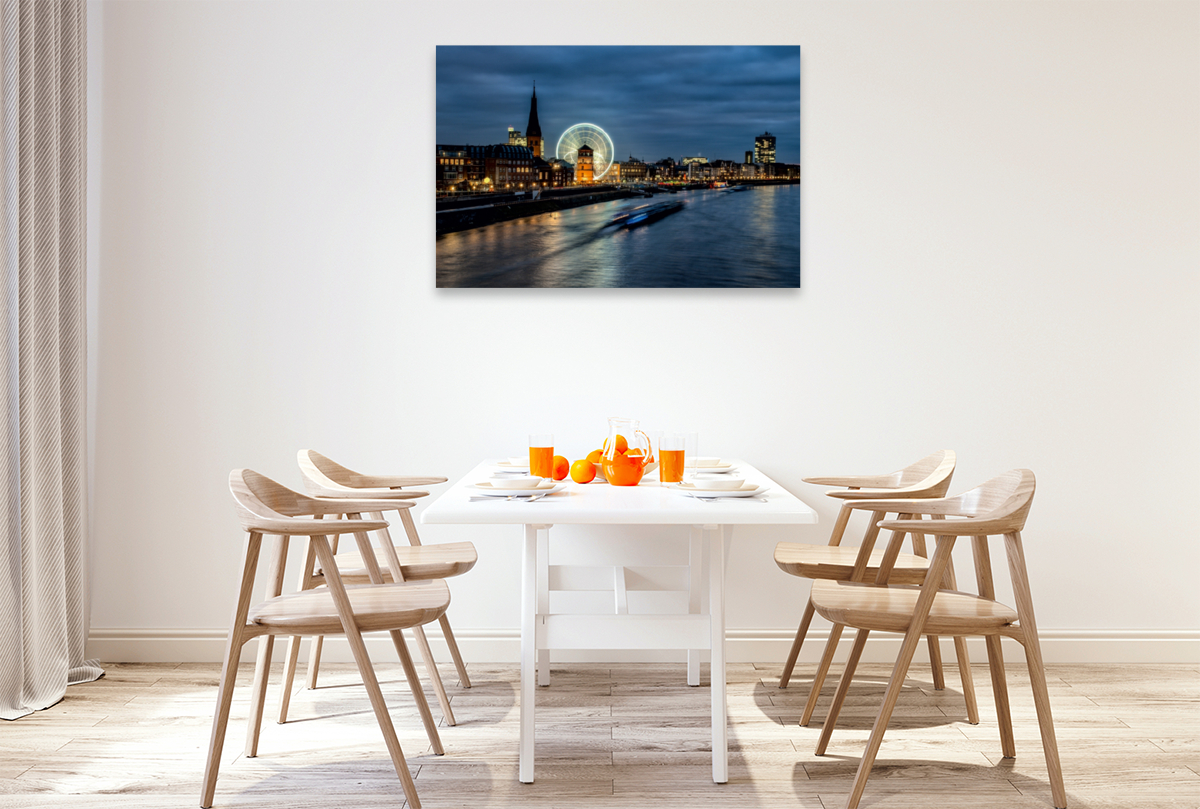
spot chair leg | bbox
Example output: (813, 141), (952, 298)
(200, 631), (248, 808)
(842, 626), (924, 809)
(840, 535), (957, 809)
(439, 613), (472, 688)
(412, 623), (457, 726)
(353, 631), (423, 807)
(925, 634), (946, 690)
(985, 634), (1015, 756)
(244, 635), (275, 757)
(1006, 532), (1067, 809)
(389, 628), (445, 756)
(277, 634), (303, 723)
(245, 534), (288, 757)
(801, 622), (843, 726)
(201, 533), (262, 809)
(779, 597), (816, 688)
(815, 628), (870, 755)
(311, 535), (424, 808)
(305, 635), (324, 689)
(953, 635), (979, 724)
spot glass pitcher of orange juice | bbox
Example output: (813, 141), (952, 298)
(602, 417), (654, 486)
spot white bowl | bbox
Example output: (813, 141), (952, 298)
(508, 456), (529, 466)
(691, 476), (745, 491)
(498, 476), (543, 489)
(688, 457), (723, 468)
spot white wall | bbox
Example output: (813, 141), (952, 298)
(87, 0), (1200, 663)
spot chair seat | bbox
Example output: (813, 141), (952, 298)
(810, 580), (1018, 636)
(249, 580), (451, 635)
(774, 542), (931, 585)
(318, 541), (477, 583)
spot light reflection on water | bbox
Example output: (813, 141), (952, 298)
(436, 185), (800, 288)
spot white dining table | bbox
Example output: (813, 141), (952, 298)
(420, 459), (818, 784)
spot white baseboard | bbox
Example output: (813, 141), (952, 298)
(88, 626), (1200, 665)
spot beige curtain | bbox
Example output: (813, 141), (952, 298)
(0, 0), (98, 721)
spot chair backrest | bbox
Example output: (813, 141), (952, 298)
(895, 450), (956, 488)
(874, 469), (1036, 537)
(298, 450), (373, 493)
(230, 468), (317, 530)
(941, 469), (1036, 533)
(828, 450), (957, 502)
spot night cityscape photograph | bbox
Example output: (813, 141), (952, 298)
(436, 46), (801, 288)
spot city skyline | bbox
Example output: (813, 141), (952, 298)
(436, 46), (800, 165)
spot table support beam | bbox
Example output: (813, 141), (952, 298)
(688, 527), (703, 687)
(710, 525), (731, 783)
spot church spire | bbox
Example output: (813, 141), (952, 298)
(525, 81), (543, 159)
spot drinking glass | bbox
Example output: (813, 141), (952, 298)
(658, 432), (686, 483)
(529, 433), (554, 478)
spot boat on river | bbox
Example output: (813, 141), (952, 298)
(608, 199), (685, 229)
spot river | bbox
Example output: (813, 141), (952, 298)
(435, 184), (800, 288)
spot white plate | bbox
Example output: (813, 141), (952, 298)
(472, 480), (564, 495)
(673, 482), (768, 498)
(688, 465), (737, 475)
(495, 460), (529, 471)
(686, 459), (733, 471)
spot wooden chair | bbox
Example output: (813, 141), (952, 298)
(203, 469), (450, 809)
(775, 450), (978, 727)
(274, 450), (475, 728)
(809, 469), (1066, 809)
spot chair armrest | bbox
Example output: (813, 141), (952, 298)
(878, 516), (1009, 537)
(828, 487), (940, 501)
(803, 474), (898, 488)
(309, 488), (429, 500)
(840, 496), (957, 514)
(357, 474), (448, 488)
(249, 517), (389, 536)
(308, 497), (416, 516)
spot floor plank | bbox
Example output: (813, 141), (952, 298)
(0, 661), (1196, 808)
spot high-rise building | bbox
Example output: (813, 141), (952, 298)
(745, 150), (754, 164)
(576, 143), (594, 184)
(525, 83), (543, 159)
(508, 127), (526, 147)
(754, 132), (776, 164)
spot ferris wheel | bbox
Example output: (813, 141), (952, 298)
(556, 123), (615, 180)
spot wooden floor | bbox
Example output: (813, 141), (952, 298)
(1, 659), (1197, 808)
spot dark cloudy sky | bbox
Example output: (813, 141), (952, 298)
(436, 46), (800, 165)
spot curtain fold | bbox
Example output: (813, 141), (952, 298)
(0, 0), (98, 721)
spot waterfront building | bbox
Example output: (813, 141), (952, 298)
(745, 150), (754, 164)
(525, 84), (543, 159)
(508, 127), (526, 146)
(576, 142), (594, 184)
(547, 158), (574, 187)
(483, 143), (535, 189)
(687, 161), (714, 181)
(654, 157), (679, 181)
(712, 159), (740, 180)
(436, 144), (469, 192)
(755, 132), (776, 164)
(620, 157), (649, 184)
(681, 155), (708, 165)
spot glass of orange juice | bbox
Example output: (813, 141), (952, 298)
(529, 433), (554, 478)
(658, 432), (686, 483)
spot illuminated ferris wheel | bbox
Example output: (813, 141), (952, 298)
(556, 123), (615, 180)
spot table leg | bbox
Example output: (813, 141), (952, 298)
(520, 524), (539, 783)
(710, 524), (730, 784)
(688, 527), (703, 687)
(537, 526), (550, 687)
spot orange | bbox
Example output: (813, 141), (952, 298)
(602, 435), (629, 455)
(570, 459), (597, 484)
(551, 455), (569, 481)
(626, 448), (644, 456)
(586, 448), (604, 464)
